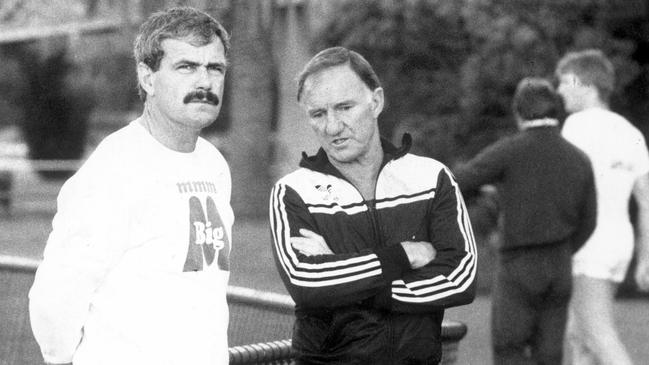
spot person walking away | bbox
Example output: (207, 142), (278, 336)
(556, 49), (649, 365)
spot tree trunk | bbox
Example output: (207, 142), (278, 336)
(221, 0), (275, 218)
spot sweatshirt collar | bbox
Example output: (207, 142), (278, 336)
(519, 118), (560, 130)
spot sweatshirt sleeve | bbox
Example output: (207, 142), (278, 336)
(390, 168), (477, 312)
(453, 138), (510, 193)
(269, 183), (411, 309)
(28, 146), (130, 364)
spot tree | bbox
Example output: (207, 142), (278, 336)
(223, 0), (277, 217)
(4, 41), (93, 179)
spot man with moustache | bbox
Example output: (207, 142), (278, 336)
(29, 7), (234, 365)
(269, 47), (476, 364)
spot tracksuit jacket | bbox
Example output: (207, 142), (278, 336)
(269, 135), (477, 364)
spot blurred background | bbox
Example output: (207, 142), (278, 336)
(1, 0), (649, 364)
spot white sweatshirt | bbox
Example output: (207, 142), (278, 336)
(29, 120), (234, 365)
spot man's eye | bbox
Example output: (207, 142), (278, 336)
(208, 65), (226, 73)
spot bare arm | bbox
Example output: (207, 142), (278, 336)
(633, 172), (649, 291)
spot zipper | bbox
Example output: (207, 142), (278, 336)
(367, 160), (390, 249)
(335, 161), (390, 249)
(367, 199), (383, 248)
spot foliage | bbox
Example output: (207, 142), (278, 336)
(458, 0), (641, 156)
(5, 41), (93, 179)
(315, 0), (645, 162)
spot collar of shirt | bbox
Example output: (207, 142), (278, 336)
(519, 118), (559, 130)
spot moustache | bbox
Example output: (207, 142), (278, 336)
(183, 90), (220, 106)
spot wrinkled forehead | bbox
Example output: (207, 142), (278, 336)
(301, 65), (372, 105)
(160, 37), (226, 62)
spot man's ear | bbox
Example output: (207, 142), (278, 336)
(371, 87), (385, 118)
(137, 62), (155, 97)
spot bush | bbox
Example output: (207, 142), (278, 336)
(7, 41), (94, 180)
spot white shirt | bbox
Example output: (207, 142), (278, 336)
(562, 107), (649, 251)
(29, 120), (234, 365)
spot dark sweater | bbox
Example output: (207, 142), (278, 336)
(454, 126), (596, 251)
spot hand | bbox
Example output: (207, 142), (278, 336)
(635, 256), (649, 292)
(401, 241), (436, 269)
(291, 229), (334, 256)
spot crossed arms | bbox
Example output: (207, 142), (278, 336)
(269, 168), (477, 312)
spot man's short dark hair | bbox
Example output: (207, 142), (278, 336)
(512, 77), (565, 122)
(296, 47), (381, 102)
(555, 49), (615, 103)
(133, 6), (231, 100)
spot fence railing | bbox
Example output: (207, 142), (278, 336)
(0, 159), (82, 214)
(0, 255), (467, 365)
(0, 158), (83, 172)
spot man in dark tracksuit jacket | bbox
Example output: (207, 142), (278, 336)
(270, 47), (477, 365)
(454, 78), (596, 365)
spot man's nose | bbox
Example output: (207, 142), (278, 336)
(325, 111), (344, 135)
(194, 66), (213, 89)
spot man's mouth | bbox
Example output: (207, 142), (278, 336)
(331, 138), (348, 146)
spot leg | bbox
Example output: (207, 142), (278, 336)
(569, 275), (633, 365)
(535, 304), (568, 364)
(532, 253), (572, 365)
(564, 303), (598, 365)
(491, 268), (536, 365)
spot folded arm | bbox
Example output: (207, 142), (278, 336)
(389, 168), (477, 312)
(269, 183), (413, 309)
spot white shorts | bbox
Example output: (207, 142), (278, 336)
(571, 223), (634, 283)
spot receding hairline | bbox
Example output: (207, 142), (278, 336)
(298, 62), (374, 103)
(297, 47), (381, 102)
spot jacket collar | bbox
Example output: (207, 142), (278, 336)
(299, 133), (412, 176)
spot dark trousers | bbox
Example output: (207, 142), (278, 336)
(492, 240), (573, 365)
(293, 308), (442, 365)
